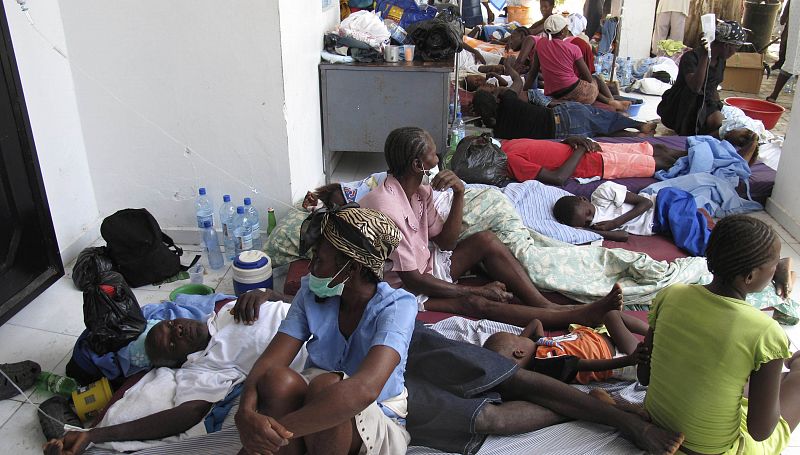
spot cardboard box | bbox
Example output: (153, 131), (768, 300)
(721, 52), (764, 94)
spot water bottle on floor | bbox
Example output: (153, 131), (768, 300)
(233, 206), (253, 255)
(267, 208), (277, 236)
(784, 75), (796, 94)
(202, 221), (224, 270)
(195, 187), (214, 229)
(219, 194), (237, 260)
(36, 372), (78, 396)
(243, 197), (262, 250)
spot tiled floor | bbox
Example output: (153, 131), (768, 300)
(1, 211), (800, 453)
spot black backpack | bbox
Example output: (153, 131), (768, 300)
(101, 208), (199, 287)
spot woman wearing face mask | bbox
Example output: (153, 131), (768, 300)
(359, 127), (625, 329)
(235, 206), (417, 455)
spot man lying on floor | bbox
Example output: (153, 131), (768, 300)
(358, 126), (622, 328)
(43, 289), (303, 455)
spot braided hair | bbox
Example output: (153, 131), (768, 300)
(384, 127), (432, 178)
(705, 215), (777, 283)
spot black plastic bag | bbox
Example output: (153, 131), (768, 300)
(406, 5), (463, 61)
(83, 271), (146, 355)
(450, 133), (511, 187)
(72, 247), (115, 292)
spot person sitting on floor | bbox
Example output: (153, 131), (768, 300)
(358, 126), (624, 328)
(471, 62), (656, 140)
(42, 289), (302, 455)
(640, 215), (800, 455)
(524, 15), (629, 111)
(657, 20), (748, 136)
(483, 293), (649, 385)
(502, 128), (758, 186)
(235, 206), (418, 455)
(552, 181), (714, 255)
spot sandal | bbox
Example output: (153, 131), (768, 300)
(38, 395), (82, 440)
(0, 360), (41, 400)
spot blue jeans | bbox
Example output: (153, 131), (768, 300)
(552, 102), (640, 139)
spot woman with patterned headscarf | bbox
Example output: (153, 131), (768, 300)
(236, 206), (417, 455)
(658, 20), (749, 136)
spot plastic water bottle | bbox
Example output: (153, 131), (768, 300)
(233, 206), (253, 255)
(384, 19), (407, 44)
(625, 57), (633, 85)
(243, 197), (262, 250)
(784, 75), (797, 94)
(219, 195), (237, 260)
(35, 372), (78, 396)
(202, 221), (224, 270)
(267, 208), (277, 236)
(195, 187), (214, 229)
(455, 112), (466, 143)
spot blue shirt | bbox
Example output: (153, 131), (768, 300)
(278, 277), (417, 417)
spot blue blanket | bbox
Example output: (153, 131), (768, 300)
(655, 136), (753, 199)
(642, 173), (762, 218)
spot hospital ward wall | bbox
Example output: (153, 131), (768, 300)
(57, 1), (296, 243)
(767, 88), (800, 242)
(2, 0), (101, 265)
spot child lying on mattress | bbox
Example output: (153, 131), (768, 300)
(43, 290), (301, 455)
(553, 181), (715, 256)
(483, 285), (649, 385)
(502, 128), (759, 186)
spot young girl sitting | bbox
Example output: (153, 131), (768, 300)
(640, 215), (800, 455)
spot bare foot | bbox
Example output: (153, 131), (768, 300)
(638, 122), (657, 137)
(609, 100), (632, 112)
(589, 389), (651, 421)
(773, 257), (795, 299)
(578, 283), (623, 327)
(634, 423), (684, 455)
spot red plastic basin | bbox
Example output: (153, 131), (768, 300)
(724, 97), (785, 130)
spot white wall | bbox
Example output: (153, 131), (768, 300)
(3, 0), (100, 264)
(57, 1), (293, 242)
(279, 0), (339, 202)
(615, 0), (657, 59)
(766, 88), (800, 241)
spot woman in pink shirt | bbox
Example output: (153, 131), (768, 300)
(526, 15), (628, 111)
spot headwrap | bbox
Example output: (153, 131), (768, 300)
(715, 20), (749, 46)
(567, 13), (587, 37)
(128, 319), (160, 368)
(544, 15), (569, 38)
(300, 204), (402, 279)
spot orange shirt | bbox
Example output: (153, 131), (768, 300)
(536, 326), (613, 384)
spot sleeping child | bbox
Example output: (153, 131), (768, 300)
(482, 285), (649, 385)
(552, 181), (714, 256)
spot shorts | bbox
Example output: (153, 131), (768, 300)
(300, 368), (411, 455)
(599, 142), (656, 179)
(416, 246), (454, 311)
(557, 79), (600, 105)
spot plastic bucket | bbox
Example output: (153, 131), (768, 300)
(461, 0), (484, 28)
(233, 250), (273, 296)
(169, 284), (215, 301)
(72, 377), (113, 423)
(507, 6), (534, 26)
(624, 97), (644, 117)
(724, 97), (785, 130)
(742, 0), (781, 51)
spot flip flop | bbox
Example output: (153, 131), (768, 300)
(0, 360), (41, 400)
(38, 395), (82, 440)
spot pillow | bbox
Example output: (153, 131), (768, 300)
(468, 181), (602, 245)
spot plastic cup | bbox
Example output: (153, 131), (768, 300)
(404, 45), (415, 62)
(188, 264), (204, 284)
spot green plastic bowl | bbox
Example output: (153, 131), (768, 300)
(169, 284), (215, 301)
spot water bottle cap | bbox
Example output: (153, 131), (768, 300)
(237, 206), (245, 214)
(244, 197), (252, 205)
(223, 194), (231, 202)
(456, 112), (462, 118)
(199, 187), (207, 196)
(203, 220), (212, 228)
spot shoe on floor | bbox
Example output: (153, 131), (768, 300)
(0, 360), (41, 400)
(38, 395), (82, 440)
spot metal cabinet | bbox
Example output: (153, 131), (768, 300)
(319, 60), (452, 183)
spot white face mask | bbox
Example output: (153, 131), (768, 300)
(421, 163), (440, 186)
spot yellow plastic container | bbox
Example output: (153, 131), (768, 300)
(71, 377), (113, 423)
(507, 6), (535, 26)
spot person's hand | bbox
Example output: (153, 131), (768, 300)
(42, 431), (92, 455)
(236, 409), (293, 454)
(472, 281), (513, 302)
(698, 37), (710, 56)
(633, 342), (650, 365)
(591, 220), (618, 232)
(472, 49), (487, 64)
(430, 169), (465, 195)
(561, 136), (600, 152)
(302, 191), (319, 211)
(233, 289), (286, 324)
